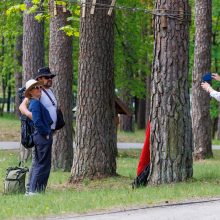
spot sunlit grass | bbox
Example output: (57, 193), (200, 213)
(1, 150), (220, 219)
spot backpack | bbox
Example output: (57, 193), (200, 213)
(3, 166), (29, 195)
(20, 114), (35, 149)
(18, 87), (35, 149)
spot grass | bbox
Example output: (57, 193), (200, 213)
(1, 149), (220, 219)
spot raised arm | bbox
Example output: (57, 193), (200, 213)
(19, 97), (32, 119)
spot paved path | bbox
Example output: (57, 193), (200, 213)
(0, 142), (220, 150)
(45, 198), (220, 220)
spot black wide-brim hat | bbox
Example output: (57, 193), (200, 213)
(34, 67), (56, 80)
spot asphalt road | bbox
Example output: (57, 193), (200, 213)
(0, 142), (220, 150)
(45, 198), (220, 220)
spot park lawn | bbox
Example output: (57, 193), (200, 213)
(1, 150), (220, 219)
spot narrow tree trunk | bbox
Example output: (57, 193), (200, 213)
(70, 0), (116, 182)
(149, 0), (193, 184)
(192, 0), (212, 159)
(49, 0), (73, 171)
(23, 0), (44, 81)
(14, 35), (23, 118)
(136, 98), (146, 129)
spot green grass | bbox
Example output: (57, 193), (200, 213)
(1, 149), (220, 219)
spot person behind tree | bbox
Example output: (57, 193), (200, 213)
(201, 73), (220, 99)
(23, 79), (53, 194)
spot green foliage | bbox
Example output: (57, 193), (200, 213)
(115, 0), (153, 99)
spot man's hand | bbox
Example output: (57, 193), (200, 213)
(212, 73), (220, 81)
(201, 82), (214, 93)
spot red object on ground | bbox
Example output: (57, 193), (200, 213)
(137, 121), (150, 176)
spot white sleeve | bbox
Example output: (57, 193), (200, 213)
(210, 91), (220, 102)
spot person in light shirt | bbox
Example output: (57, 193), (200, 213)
(201, 73), (220, 100)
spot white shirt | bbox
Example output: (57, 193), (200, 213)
(210, 91), (220, 102)
(40, 89), (57, 129)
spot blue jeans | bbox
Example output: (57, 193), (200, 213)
(29, 132), (53, 193)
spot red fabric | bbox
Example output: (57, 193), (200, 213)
(137, 121), (150, 176)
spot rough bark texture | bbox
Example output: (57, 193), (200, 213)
(70, 0), (116, 182)
(21, 0), (44, 157)
(14, 35), (23, 118)
(149, 0), (193, 185)
(192, 0), (212, 159)
(22, 0), (44, 81)
(49, 0), (73, 171)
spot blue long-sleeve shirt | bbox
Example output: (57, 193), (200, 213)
(29, 99), (53, 136)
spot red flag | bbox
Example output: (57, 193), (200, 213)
(137, 121), (150, 176)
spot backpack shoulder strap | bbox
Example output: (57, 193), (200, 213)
(42, 88), (55, 106)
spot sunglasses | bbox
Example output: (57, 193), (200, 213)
(32, 85), (43, 90)
(43, 76), (53, 79)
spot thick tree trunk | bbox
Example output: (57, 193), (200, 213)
(192, 0), (212, 159)
(49, 0), (73, 171)
(70, 0), (116, 182)
(22, 0), (44, 81)
(22, 0), (44, 157)
(149, 0), (193, 185)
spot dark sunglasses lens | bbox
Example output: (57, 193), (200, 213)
(45, 76), (52, 79)
(34, 86), (42, 90)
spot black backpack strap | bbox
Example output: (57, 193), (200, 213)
(42, 89), (56, 106)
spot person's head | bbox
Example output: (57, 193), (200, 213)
(34, 67), (56, 89)
(24, 79), (43, 99)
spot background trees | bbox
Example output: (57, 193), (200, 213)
(1, 0), (220, 184)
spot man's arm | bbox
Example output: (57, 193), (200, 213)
(19, 98), (32, 119)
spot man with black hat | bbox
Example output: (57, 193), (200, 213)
(19, 67), (57, 129)
(19, 67), (57, 195)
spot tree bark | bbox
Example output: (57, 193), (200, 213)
(49, 0), (73, 171)
(22, 0), (44, 81)
(70, 0), (116, 182)
(145, 74), (151, 123)
(149, 0), (193, 184)
(192, 0), (212, 159)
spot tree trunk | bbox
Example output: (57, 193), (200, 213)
(49, 0), (73, 171)
(22, 0), (44, 157)
(119, 95), (133, 132)
(149, 0), (193, 185)
(70, 0), (116, 182)
(22, 0), (44, 81)
(192, 0), (212, 159)
(14, 35), (23, 118)
(136, 98), (146, 129)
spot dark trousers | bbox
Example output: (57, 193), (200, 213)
(29, 133), (53, 193)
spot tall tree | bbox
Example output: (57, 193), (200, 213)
(70, 0), (116, 182)
(149, 0), (193, 184)
(192, 0), (212, 159)
(49, 0), (73, 171)
(22, 0), (44, 81)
